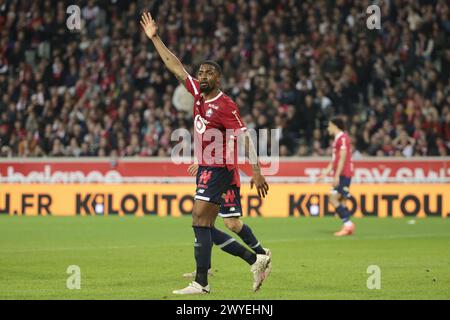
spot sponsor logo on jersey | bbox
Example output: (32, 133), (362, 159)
(194, 114), (209, 134)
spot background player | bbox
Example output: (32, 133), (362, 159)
(140, 12), (271, 295)
(319, 117), (355, 236)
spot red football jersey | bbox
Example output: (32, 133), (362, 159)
(185, 74), (247, 186)
(332, 131), (353, 177)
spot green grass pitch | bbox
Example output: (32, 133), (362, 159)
(0, 216), (449, 300)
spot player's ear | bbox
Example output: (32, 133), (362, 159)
(216, 71), (222, 83)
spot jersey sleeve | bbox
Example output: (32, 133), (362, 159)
(221, 102), (247, 139)
(184, 74), (200, 97)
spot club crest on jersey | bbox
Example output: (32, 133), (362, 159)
(194, 114), (209, 134)
(205, 109), (214, 118)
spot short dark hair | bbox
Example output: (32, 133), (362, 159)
(330, 116), (346, 131)
(199, 60), (222, 75)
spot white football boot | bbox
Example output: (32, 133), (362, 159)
(263, 248), (272, 277)
(172, 281), (210, 295)
(250, 254), (271, 292)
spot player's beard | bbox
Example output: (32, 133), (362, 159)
(199, 82), (212, 94)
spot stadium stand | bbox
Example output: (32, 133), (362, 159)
(0, 0), (449, 158)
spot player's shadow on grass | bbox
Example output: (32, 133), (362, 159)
(317, 230), (357, 238)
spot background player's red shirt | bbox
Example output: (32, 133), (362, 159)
(185, 74), (246, 186)
(332, 131), (353, 177)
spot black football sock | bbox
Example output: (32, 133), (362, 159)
(335, 205), (351, 223)
(211, 227), (257, 265)
(237, 224), (266, 254)
(193, 226), (212, 287)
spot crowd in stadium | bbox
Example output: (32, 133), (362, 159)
(0, 0), (449, 158)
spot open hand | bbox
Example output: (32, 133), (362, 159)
(140, 12), (158, 39)
(318, 168), (328, 182)
(250, 174), (269, 198)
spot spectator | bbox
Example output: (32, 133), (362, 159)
(0, 0), (448, 158)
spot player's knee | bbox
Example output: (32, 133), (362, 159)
(192, 209), (210, 227)
(224, 218), (242, 233)
(330, 200), (340, 208)
(329, 193), (340, 207)
(192, 202), (217, 227)
(192, 215), (211, 227)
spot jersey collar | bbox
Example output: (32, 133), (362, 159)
(334, 131), (344, 141)
(204, 91), (223, 104)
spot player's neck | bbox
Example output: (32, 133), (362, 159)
(202, 88), (221, 101)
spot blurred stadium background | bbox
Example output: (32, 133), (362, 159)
(0, 0), (449, 300)
(1, 0), (449, 158)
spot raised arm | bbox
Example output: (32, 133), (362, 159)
(140, 12), (188, 83)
